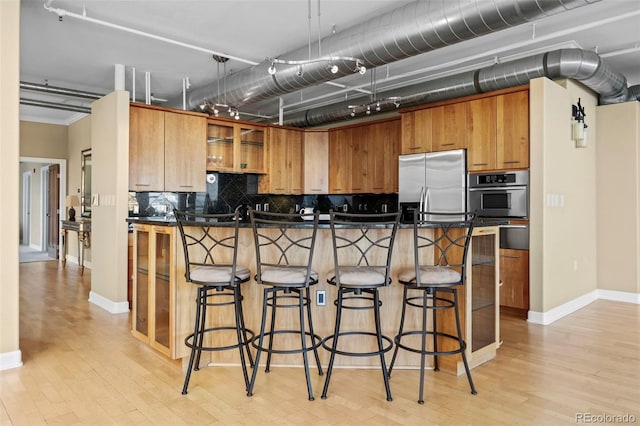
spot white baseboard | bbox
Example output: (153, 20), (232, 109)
(528, 289), (639, 325)
(0, 350), (23, 371)
(89, 291), (130, 314)
(63, 256), (92, 270)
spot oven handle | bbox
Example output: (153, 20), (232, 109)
(501, 224), (528, 229)
(469, 186), (527, 192)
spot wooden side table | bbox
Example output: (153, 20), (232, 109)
(61, 219), (91, 274)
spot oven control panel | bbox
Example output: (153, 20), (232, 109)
(469, 170), (529, 188)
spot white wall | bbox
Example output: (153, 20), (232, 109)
(529, 77), (599, 315)
(0, 0), (22, 370)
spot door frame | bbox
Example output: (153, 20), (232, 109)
(22, 171), (31, 246)
(20, 156), (67, 258)
(40, 165), (49, 252)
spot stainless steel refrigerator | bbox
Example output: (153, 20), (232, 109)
(398, 149), (467, 222)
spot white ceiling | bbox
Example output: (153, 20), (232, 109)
(20, 0), (640, 126)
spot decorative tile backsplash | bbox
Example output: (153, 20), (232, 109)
(130, 172), (397, 220)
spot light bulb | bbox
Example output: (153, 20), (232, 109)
(234, 113), (240, 120)
(330, 64), (339, 74)
(268, 64), (276, 75)
(358, 65), (366, 75)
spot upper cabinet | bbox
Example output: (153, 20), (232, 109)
(467, 97), (497, 172)
(401, 108), (432, 155)
(207, 119), (266, 174)
(497, 90), (529, 170)
(400, 86), (529, 172)
(329, 119), (400, 194)
(260, 126), (303, 194)
(129, 104), (206, 192)
(130, 106), (165, 191)
(431, 103), (468, 151)
(303, 131), (329, 194)
(164, 112), (207, 192)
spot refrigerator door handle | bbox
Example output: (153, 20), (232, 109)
(424, 187), (430, 213)
(419, 186), (425, 216)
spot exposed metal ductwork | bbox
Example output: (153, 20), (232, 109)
(285, 48), (640, 127)
(175, 0), (601, 114)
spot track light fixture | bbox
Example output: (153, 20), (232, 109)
(265, 56), (366, 77)
(347, 97), (402, 118)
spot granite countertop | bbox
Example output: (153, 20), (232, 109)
(126, 216), (508, 229)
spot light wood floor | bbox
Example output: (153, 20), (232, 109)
(1, 261), (639, 425)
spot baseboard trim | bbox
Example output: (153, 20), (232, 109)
(0, 350), (23, 371)
(528, 289), (639, 325)
(89, 291), (130, 314)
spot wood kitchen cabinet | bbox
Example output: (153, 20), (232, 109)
(131, 223), (175, 357)
(303, 130), (329, 194)
(129, 106), (165, 191)
(431, 103), (468, 151)
(500, 248), (529, 311)
(328, 127), (353, 194)
(164, 112), (206, 192)
(207, 119), (266, 174)
(497, 90), (529, 169)
(350, 126), (369, 193)
(129, 104), (206, 192)
(401, 108), (432, 154)
(368, 119), (400, 193)
(467, 97), (497, 172)
(260, 126), (303, 194)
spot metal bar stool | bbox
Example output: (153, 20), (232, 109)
(388, 211), (477, 404)
(174, 209), (254, 395)
(247, 210), (323, 401)
(321, 211), (400, 401)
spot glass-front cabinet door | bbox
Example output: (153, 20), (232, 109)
(207, 121), (234, 171)
(133, 225), (150, 340)
(152, 228), (172, 353)
(239, 125), (265, 173)
(468, 226), (500, 358)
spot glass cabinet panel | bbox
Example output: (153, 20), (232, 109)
(207, 121), (234, 171)
(154, 231), (171, 349)
(470, 231), (496, 352)
(240, 126), (264, 172)
(135, 229), (149, 337)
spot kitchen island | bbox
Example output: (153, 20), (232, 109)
(127, 216), (501, 375)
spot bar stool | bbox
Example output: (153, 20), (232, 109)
(247, 210), (323, 401)
(388, 211), (477, 404)
(321, 211), (400, 401)
(174, 209), (254, 395)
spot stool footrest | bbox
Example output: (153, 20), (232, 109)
(322, 331), (394, 357)
(393, 330), (466, 357)
(185, 326), (255, 352)
(251, 329), (323, 355)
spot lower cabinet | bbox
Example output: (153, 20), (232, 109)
(131, 224), (175, 357)
(500, 248), (530, 311)
(436, 225), (500, 375)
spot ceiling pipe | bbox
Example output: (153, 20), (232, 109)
(20, 81), (103, 100)
(172, 0), (601, 113)
(20, 98), (91, 114)
(283, 48), (640, 128)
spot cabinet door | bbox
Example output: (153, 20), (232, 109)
(401, 109), (432, 154)
(432, 103), (468, 151)
(164, 112), (207, 192)
(303, 131), (329, 194)
(499, 248), (529, 310)
(263, 127), (302, 194)
(368, 120), (400, 193)
(350, 126), (368, 193)
(497, 91), (529, 169)
(470, 228), (498, 353)
(151, 227), (173, 355)
(329, 128), (352, 194)
(239, 125), (266, 173)
(467, 97), (497, 172)
(207, 121), (235, 171)
(129, 106), (165, 191)
(132, 225), (150, 341)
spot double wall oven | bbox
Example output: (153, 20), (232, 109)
(469, 170), (529, 250)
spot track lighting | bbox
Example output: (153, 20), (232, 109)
(265, 55), (365, 77)
(329, 64), (339, 74)
(296, 65), (304, 77)
(268, 63), (276, 75)
(375, 101), (381, 112)
(358, 65), (366, 75)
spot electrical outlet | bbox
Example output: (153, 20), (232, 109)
(316, 290), (326, 306)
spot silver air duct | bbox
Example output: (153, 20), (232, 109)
(284, 48), (640, 127)
(174, 0), (600, 112)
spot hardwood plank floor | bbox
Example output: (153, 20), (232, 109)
(1, 261), (638, 425)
